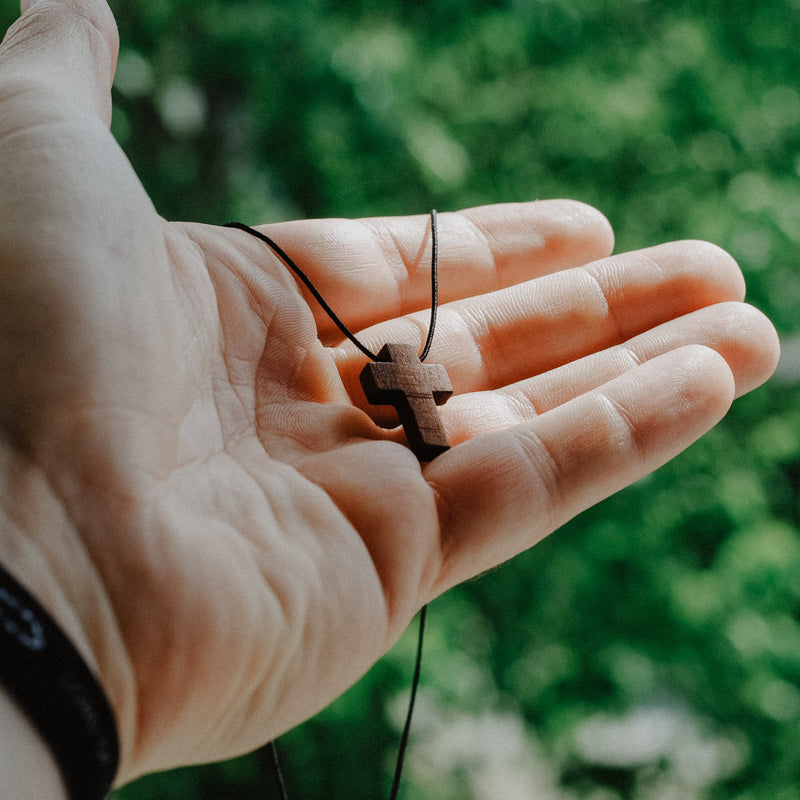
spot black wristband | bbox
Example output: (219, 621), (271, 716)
(0, 563), (119, 800)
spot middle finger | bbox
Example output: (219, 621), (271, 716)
(334, 240), (745, 423)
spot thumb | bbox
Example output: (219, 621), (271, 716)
(2, 0), (119, 125)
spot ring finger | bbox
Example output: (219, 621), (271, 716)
(442, 301), (779, 444)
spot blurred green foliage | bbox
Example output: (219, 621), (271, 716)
(3, 0), (800, 797)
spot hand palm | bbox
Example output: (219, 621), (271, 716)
(0, 101), (447, 767)
(0, 0), (779, 787)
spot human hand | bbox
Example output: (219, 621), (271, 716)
(0, 0), (779, 787)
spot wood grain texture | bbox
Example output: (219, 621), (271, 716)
(359, 343), (453, 462)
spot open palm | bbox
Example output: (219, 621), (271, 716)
(0, 0), (779, 787)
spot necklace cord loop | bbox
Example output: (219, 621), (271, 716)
(225, 211), (440, 363)
(224, 220), (379, 361)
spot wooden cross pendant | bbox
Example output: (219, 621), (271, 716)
(359, 343), (453, 462)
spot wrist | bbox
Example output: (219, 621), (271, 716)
(0, 683), (67, 800)
(0, 444), (133, 788)
(0, 561), (119, 799)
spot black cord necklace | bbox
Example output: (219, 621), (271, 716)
(225, 210), (450, 799)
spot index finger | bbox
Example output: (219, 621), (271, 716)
(253, 200), (615, 342)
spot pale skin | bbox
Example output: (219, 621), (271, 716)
(0, 0), (781, 796)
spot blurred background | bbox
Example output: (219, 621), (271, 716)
(3, 0), (799, 797)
